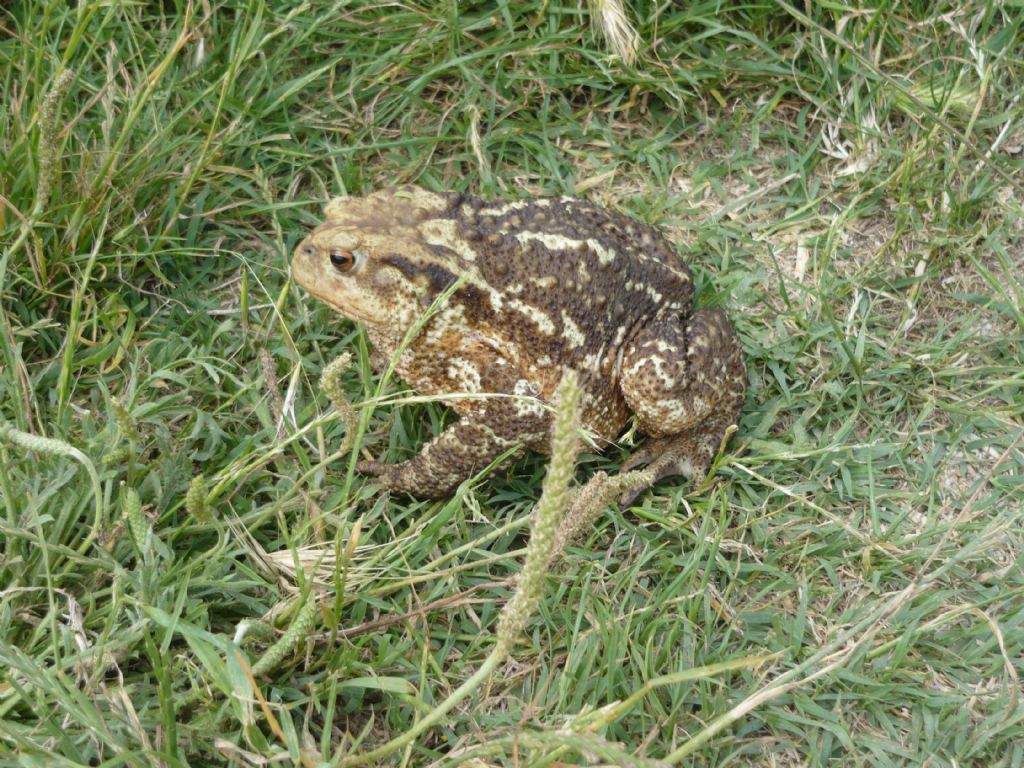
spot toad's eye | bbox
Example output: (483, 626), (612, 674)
(329, 248), (356, 272)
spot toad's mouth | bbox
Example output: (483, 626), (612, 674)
(299, 284), (379, 327)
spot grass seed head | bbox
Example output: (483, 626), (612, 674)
(588, 0), (640, 66)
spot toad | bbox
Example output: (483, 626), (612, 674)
(292, 186), (745, 499)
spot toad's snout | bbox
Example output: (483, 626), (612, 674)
(294, 238), (316, 258)
(291, 238), (319, 288)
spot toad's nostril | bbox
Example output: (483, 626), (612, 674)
(302, 244), (314, 256)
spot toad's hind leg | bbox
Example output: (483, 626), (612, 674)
(619, 307), (745, 493)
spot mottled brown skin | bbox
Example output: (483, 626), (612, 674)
(292, 185), (746, 499)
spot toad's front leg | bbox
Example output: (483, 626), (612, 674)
(358, 400), (549, 499)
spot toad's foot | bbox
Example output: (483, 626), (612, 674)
(617, 412), (738, 507)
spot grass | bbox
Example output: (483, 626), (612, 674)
(1, 0), (1023, 765)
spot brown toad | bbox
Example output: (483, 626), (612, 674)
(292, 186), (745, 499)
